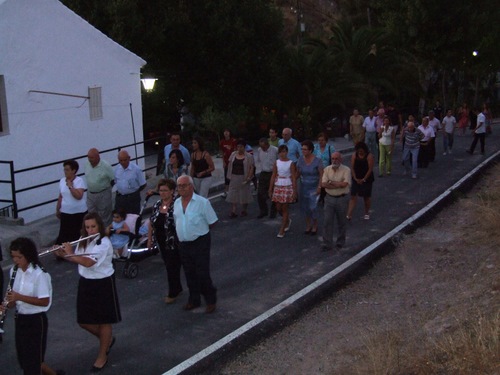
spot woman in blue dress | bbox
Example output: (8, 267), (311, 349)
(297, 140), (323, 235)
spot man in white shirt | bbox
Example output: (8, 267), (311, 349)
(467, 108), (486, 155)
(173, 175), (218, 313)
(363, 109), (378, 157)
(255, 138), (278, 218)
(114, 150), (146, 214)
(441, 109), (457, 155)
(428, 110), (441, 161)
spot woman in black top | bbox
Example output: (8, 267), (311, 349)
(346, 142), (375, 220)
(147, 179), (183, 303)
(190, 137), (215, 197)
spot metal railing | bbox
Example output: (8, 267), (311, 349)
(0, 137), (162, 219)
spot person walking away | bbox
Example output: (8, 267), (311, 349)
(173, 176), (218, 313)
(321, 152), (351, 251)
(466, 107), (486, 155)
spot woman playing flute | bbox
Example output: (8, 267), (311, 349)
(1, 237), (64, 375)
(57, 212), (121, 372)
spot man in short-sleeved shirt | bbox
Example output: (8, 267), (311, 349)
(114, 150), (146, 214)
(467, 108), (486, 155)
(85, 148), (115, 225)
(173, 175), (218, 313)
(321, 152), (351, 252)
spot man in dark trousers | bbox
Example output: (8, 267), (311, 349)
(173, 175), (218, 313)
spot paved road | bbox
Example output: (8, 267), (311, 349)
(0, 131), (499, 374)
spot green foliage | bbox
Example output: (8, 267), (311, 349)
(60, 0), (499, 132)
(199, 106), (234, 143)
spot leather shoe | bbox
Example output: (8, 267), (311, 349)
(205, 304), (216, 314)
(257, 213), (267, 219)
(183, 303), (200, 311)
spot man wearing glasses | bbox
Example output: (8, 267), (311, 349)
(173, 175), (218, 313)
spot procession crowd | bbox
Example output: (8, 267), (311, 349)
(0, 99), (493, 374)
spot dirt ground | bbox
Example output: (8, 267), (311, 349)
(218, 166), (500, 374)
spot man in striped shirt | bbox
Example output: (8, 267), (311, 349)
(401, 121), (424, 179)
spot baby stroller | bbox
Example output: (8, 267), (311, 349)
(112, 196), (158, 279)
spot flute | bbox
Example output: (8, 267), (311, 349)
(38, 234), (99, 257)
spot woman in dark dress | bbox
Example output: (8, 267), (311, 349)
(147, 179), (183, 304)
(346, 142), (375, 221)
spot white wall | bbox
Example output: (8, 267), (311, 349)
(0, 0), (147, 222)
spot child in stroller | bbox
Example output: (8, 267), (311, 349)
(107, 208), (130, 258)
(111, 197), (157, 278)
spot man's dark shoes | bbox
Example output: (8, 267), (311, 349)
(205, 304), (216, 314)
(183, 303), (200, 311)
(321, 245), (333, 252)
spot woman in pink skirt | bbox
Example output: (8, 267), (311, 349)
(269, 145), (297, 238)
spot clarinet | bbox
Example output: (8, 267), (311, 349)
(0, 285), (12, 324)
(0, 265), (18, 334)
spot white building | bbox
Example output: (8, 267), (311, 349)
(0, 0), (147, 223)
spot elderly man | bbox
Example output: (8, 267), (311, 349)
(278, 128), (301, 162)
(417, 117), (435, 168)
(401, 121), (424, 179)
(255, 137), (278, 218)
(114, 150), (146, 214)
(85, 148), (115, 225)
(173, 175), (218, 313)
(321, 152), (351, 251)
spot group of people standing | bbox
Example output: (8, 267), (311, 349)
(349, 102), (491, 180)
(218, 126), (351, 251)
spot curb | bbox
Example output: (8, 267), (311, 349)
(162, 149), (500, 375)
